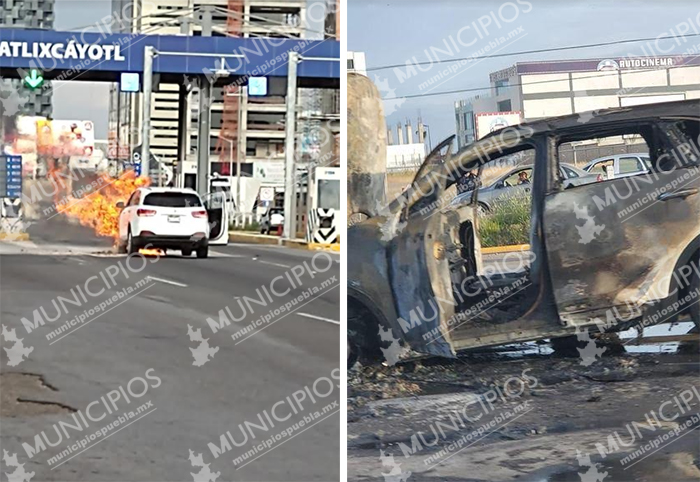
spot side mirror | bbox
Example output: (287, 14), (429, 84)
(116, 201), (125, 209)
(494, 181), (504, 189)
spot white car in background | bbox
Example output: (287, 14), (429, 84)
(582, 153), (651, 180)
(260, 207), (284, 235)
(117, 187), (210, 258)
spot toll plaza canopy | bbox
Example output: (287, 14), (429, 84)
(0, 28), (340, 87)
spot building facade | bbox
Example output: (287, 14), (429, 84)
(455, 55), (700, 149)
(386, 119), (427, 171)
(347, 51), (366, 76)
(0, 0), (54, 117)
(107, 0), (310, 186)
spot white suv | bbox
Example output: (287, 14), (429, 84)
(117, 187), (210, 258)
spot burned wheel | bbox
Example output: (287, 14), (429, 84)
(348, 301), (382, 366)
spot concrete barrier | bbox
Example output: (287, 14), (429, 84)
(228, 231), (339, 252)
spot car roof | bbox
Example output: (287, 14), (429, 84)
(479, 99), (699, 143)
(137, 187), (199, 194)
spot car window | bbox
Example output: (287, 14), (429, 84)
(618, 157), (644, 174)
(588, 160), (613, 175)
(502, 168), (533, 187)
(640, 156), (652, 169)
(143, 192), (202, 207)
(561, 166), (580, 178)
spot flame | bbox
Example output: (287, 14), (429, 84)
(138, 248), (163, 257)
(53, 169), (150, 239)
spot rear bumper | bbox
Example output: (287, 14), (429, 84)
(135, 235), (208, 250)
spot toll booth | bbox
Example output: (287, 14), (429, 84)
(306, 167), (340, 243)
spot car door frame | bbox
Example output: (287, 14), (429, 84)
(387, 129), (562, 356)
(120, 190), (140, 240)
(542, 118), (700, 328)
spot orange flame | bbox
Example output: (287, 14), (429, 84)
(54, 170), (150, 239)
(138, 248), (163, 256)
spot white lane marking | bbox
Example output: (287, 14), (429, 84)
(297, 312), (340, 325)
(209, 250), (245, 258)
(147, 276), (188, 287)
(257, 260), (291, 268)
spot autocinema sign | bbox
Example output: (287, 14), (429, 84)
(0, 40), (126, 61)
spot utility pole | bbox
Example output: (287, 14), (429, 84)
(196, 5), (213, 196)
(236, 88), (245, 215)
(197, 77), (212, 196)
(283, 51), (299, 240)
(141, 45), (155, 179)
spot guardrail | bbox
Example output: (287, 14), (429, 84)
(230, 211), (258, 228)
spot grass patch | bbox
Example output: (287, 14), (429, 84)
(479, 195), (531, 248)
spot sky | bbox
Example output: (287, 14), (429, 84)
(348, 0), (700, 144)
(51, 0), (329, 139)
(53, 0), (113, 138)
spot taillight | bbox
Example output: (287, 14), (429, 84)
(137, 208), (156, 217)
(596, 174), (604, 182)
(192, 210), (208, 218)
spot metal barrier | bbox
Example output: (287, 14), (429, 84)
(230, 212), (258, 228)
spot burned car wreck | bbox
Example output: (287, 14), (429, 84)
(348, 100), (700, 364)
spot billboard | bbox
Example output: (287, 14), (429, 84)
(37, 119), (95, 158)
(474, 111), (522, 140)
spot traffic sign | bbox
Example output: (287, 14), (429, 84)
(0, 155), (22, 198)
(120, 72), (140, 92)
(248, 77), (267, 96)
(23, 69), (44, 90)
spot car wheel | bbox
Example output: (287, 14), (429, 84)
(196, 245), (209, 259)
(348, 335), (359, 368)
(126, 230), (139, 255)
(181, 248), (193, 257)
(260, 227), (266, 234)
(117, 238), (127, 254)
(348, 301), (382, 365)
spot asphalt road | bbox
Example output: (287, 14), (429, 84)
(0, 227), (340, 481)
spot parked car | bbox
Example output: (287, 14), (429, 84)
(117, 187), (210, 258)
(450, 163), (599, 211)
(260, 207), (284, 235)
(348, 100), (700, 363)
(582, 153), (651, 180)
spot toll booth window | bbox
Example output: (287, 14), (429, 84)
(144, 192), (202, 207)
(317, 179), (340, 210)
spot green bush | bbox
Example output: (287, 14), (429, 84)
(479, 195), (531, 248)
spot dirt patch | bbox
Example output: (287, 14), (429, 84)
(1, 373), (75, 417)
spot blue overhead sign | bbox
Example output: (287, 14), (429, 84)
(0, 29), (340, 80)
